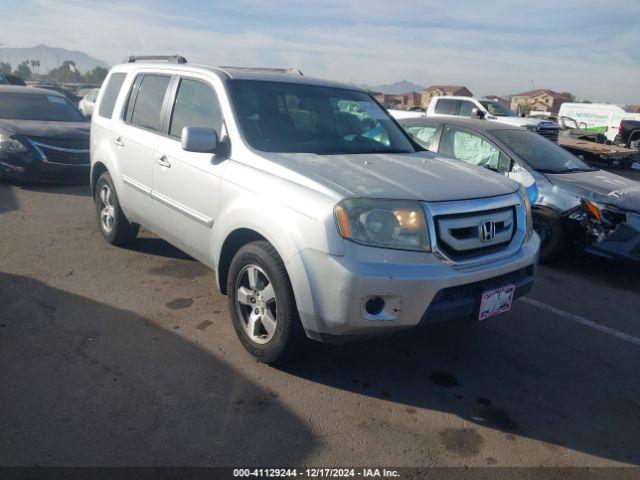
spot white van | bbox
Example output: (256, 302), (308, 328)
(558, 103), (640, 143)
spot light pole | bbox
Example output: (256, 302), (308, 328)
(0, 43), (4, 65)
(529, 79), (535, 90)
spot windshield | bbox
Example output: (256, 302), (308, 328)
(227, 80), (416, 154)
(480, 101), (517, 117)
(493, 129), (595, 173)
(0, 93), (85, 122)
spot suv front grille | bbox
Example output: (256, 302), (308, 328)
(435, 206), (516, 260)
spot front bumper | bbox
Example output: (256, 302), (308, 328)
(585, 211), (640, 262)
(293, 233), (540, 343)
(0, 153), (89, 184)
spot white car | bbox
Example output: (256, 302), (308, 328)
(78, 88), (99, 118)
(90, 56), (539, 364)
(421, 96), (560, 142)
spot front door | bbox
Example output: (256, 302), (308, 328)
(151, 76), (227, 265)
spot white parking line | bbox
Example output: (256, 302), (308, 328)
(521, 296), (640, 347)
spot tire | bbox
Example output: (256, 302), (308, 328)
(227, 240), (304, 365)
(533, 210), (568, 264)
(94, 171), (139, 246)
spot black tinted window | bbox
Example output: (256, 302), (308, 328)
(130, 75), (171, 132)
(434, 99), (460, 115)
(169, 79), (222, 138)
(0, 93), (85, 122)
(98, 72), (126, 119)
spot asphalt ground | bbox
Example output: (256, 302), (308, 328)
(0, 169), (639, 469)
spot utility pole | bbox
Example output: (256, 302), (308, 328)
(0, 43), (4, 64)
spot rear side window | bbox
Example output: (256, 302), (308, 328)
(97, 73), (126, 119)
(434, 99), (460, 115)
(129, 75), (171, 132)
(169, 79), (223, 138)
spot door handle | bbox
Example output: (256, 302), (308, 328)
(155, 155), (171, 168)
(113, 137), (124, 147)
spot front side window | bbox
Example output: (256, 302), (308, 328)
(98, 73), (126, 119)
(0, 93), (85, 122)
(227, 80), (415, 154)
(458, 100), (475, 117)
(493, 129), (594, 173)
(439, 125), (506, 171)
(480, 101), (517, 117)
(434, 99), (460, 115)
(129, 75), (171, 132)
(405, 125), (438, 149)
(169, 79), (223, 138)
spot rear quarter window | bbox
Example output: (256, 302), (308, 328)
(97, 73), (127, 119)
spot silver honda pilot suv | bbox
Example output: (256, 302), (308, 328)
(90, 56), (540, 364)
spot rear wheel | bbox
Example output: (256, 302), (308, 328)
(94, 171), (139, 246)
(533, 210), (568, 264)
(227, 240), (304, 365)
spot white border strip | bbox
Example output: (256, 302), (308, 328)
(521, 296), (640, 347)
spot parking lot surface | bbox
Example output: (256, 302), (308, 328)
(1, 178), (639, 467)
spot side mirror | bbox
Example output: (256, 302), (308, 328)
(470, 107), (485, 120)
(181, 126), (218, 153)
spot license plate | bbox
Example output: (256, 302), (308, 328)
(478, 284), (516, 321)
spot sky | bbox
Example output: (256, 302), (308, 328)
(1, 0), (639, 103)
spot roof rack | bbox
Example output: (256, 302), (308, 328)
(218, 66), (303, 76)
(124, 55), (188, 64)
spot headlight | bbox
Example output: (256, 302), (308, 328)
(524, 125), (539, 132)
(519, 185), (534, 239)
(334, 198), (431, 251)
(0, 133), (27, 153)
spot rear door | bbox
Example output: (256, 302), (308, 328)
(151, 75), (227, 264)
(114, 73), (172, 224)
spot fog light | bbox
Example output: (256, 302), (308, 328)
(365, 296), (385, 316)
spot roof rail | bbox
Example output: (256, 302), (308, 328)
(124, 55), (188, 64)
(218, 66), (303, 76)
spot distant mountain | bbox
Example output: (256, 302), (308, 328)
(0, 44), (108, 73)
(362, 80), (425, 94)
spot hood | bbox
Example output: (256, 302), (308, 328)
(490, 116), (558, 129)
(0, 119), (89, 140)
(545, 169), (640, 213)
(259, 151), (519, 202)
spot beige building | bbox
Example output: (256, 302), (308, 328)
(510, 89), (573, 114)
(420, 85), (473, 108)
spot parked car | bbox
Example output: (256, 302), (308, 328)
(399, 117), (640, 263)
(421, 96), (560, 142)
(614, 119), (640, 150)
(0, 74), (27, 86)
(78, 88), (99, 118)
(0, 85), (90, 183)
(90, 56), (539, 364)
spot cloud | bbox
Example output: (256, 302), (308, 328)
(1, 0), (638, 103)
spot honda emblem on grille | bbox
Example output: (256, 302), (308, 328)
(479, 220), (496, 242)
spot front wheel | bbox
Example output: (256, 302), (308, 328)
(227, 241), (304, 365)
(533, 210), (568, 264)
